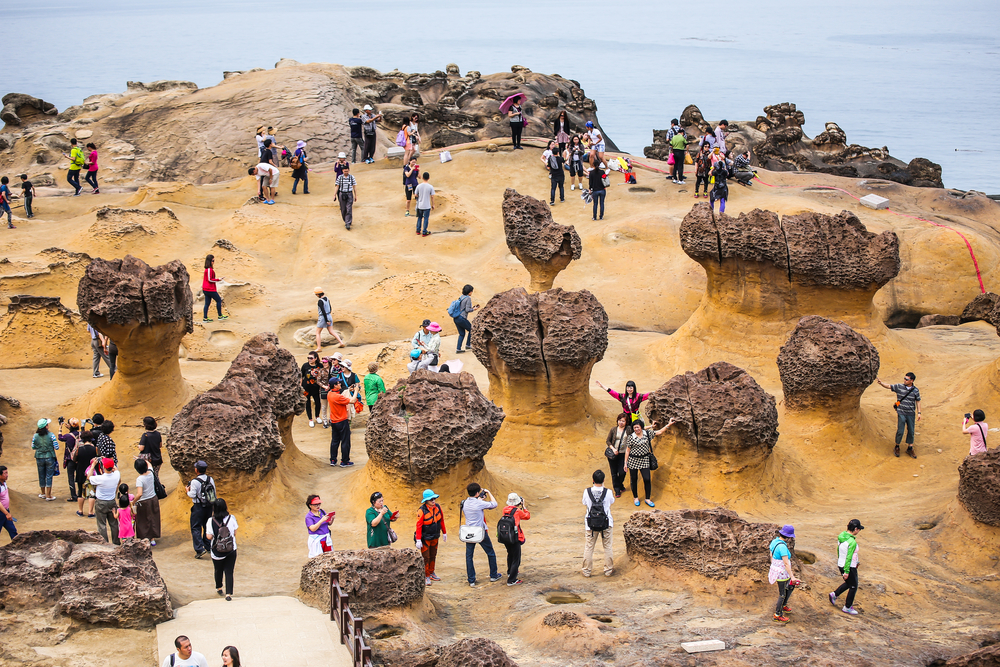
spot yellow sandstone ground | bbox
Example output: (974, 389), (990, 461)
(1, 144), (999, 665)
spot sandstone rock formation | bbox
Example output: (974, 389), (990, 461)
(944, 643), (1000, 667)
(0, 395), (16, 460)
(960, 292), (1000, 325)
(167, 333), (305, 489)
(471, 287), (608, 427)
(646, 103), (944, 187)
(299, 548), (425, 616)
(645, 362), (779, 459)
(622, 508), (794, 578)
(438, 638), (519, 667)
(917, 314), (961, 328)
(0, 295), (89, 369)
(76, 255), (194, 415)
(365, 371), (503, 483)
(502, 189), (582, 291)
(0, 530), (172, 627)
(1, 93), (57, 127)
(777, 316), (880, 410)
(958, 449), (1000, 527)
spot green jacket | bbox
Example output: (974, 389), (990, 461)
(837, 531), (859, 574)
(669, 133), (688, 150)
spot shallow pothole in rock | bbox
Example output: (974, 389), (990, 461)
(588, 614), (614, 623)
(368, 625), (406, 639)
(915, 520), (938, 530)
(796, 550), (817, 564)
(629, 186), (655, 193)
(544, 590), (585, 604)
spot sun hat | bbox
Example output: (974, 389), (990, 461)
(343, 359), (353, 369)
(427, 322), (442, 332)
(363, 104), (373, 110)
(36, 418), (50, 429)
(332, 352), (343, 361)
(779, 525), (795, 539)
(421, 489), (439, 503)
(410, 349), (421, 359)
(296, 140), (306, 148)
(314, 286), (324, 294)
(507, 492), (522, 506)
(338, 152), (347, 159)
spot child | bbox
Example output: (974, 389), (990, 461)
(20, 174), (35, 219)
(116, 483), (135, 540)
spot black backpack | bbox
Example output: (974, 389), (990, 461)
(587, 488), (610, 533)
(496, 508), (519, 546)
(211, 516), (235, 556)
(197, 475), (217, 506)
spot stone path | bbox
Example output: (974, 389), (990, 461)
(156, 596), (354, 667)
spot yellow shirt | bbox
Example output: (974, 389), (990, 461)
(69, 147), (84, 171)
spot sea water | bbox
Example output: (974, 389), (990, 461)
(4, 0), (998, 192)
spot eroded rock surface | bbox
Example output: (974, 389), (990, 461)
(438, 638), (519, 667)
(365, 371), (503, 483)
(645, 362), (778, 459)
(960, 292), (1000, 325)
(623, 508), (794, 578)
(1, 93), (57, 127)
(299, 548), (425, 616)
(777, 316), (880, 410)
(945, 643), (1000, 667)
(502, 189), (582, 291)
(958, 449), (1000, 527)
(917, 314), (961, 328)
(0, 295), (88, 369)
(167, 333), (304, 488)
(0, 530), (172, 627)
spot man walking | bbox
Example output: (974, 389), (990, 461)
(361, 104), (383, 163)
(0, 466), (16, 541)
(830, 519), (864, 616)
(414, 171), (434, 237)
(87, 324), (110, 378)
(62, 138), (85, 195)
(336, 164), (358, 230)
(582, 469), (615, 577)
(328, 378), (360, 467)
(877, 372), (921, 458)
(185, 461), (215, 558)
(461, 483), (502, 587)
(90, 458), (121, 545)
(0, 177), (13, 227)
(349, 108), (365, 163)
(161, 636), (209, 667)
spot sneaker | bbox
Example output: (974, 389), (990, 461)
(226, 595), (232, 601)
(907, 447), (917, 459)
(67, 497), (77, 502)
(265, 200), (275, 205)
(614, 491), (621, 498)
(93, 189), (100, 194)
(87, 513), (95, 518)
(645, 500), (655, 507)
(634, 499), (640, 507)
(340, 461), (355, 467)
(203, 318), (214, 323)
(38, 494), (47, 498)
(842, 606), (858, 616)
(829, 592), (838, 606)
(429, 573), (441, 581)
(150, 540), (156, 546)
(571, 185), (576, 190)
(490, 574), (503, 583)
(456, 349), (466, 354)
(217, 588), (225, 596)
(550, 201), (555, 205)
(422, 232), (430, 236)
(46, 496), (57, 501)
(894, 445), (900, 457)
(93, 372), (104, 378)
(469, 582), (477, 588)
(330, 460), (338, 467)
(218, 315), (229, 320)
(416, 229), (422, 235)
(405, 211), (410, 217)
(309, 420), (315, 428)
(773, 614), (790, 623)
(195, 550), (206, 559)
(76, 511), (84, 516)
(425, 577), (433, 586)
(507, 579), (523, 586)
(783, 605), (792, 612)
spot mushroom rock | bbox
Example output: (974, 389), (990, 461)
(958, 449), (1000, 527)
(438, 638), (519, 667)
(298, 548), (425, 616)
(365, 370), (504, 484)
(645, 362), (778, 460)
(0, 530), (172, 627)
(75, 255), (194, 417)
(0, 295), (89, 369)
(471, 287), (608, 428)
(623, 508), (795, 578)
(502, 189), (582, 292)
(960, 292), (1000, 325)
(1, 93), (58, 127)
(167, 333), (305, 493)
(777, 316), (880, 411)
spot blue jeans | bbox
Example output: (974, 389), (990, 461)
(0, 202), (10, 223)
(0, 512), (16, 539)
(36, 457), (56, 488)
(67, 169), (81, 193)
(466, 531), (499, 583)
(416, 208), (430, 233)
(204, 291), (223, 318)
(592, 190), (605, 219)
(292, 173), (308, 194)
(895, 412), (916, 445)
(454, 315), (472, 351)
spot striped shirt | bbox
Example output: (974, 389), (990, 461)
(335, 174), (356, 193)
(890, 383), (921, 414)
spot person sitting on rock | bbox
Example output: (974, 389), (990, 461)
(624, 418), (675, 508)
(411, 319), (441, 369)
(595, 380), (650, 424)
(415, 489), (447, 585)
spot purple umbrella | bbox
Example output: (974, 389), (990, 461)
(499, 93), (525, 115)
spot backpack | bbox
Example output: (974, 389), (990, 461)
(396, 130), (407, 147)
(290, 151), (302, 169)
(211, 516), (235, 556)
(447, 298), (463, 318)
(586, 488), (610, 533)
(197, 475), (217, 505)
(496, 508), (519, 546)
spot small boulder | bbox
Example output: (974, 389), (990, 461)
(502, 189), (582, 292)
(299, 548), (425, 616)
(439, 638), (519, 667)
(446, 63), (461, 76)
(916, 314), (961, 328)
(1, 93), (58, 126)
(958, 449), (1000, 527)
(960, 292), (1000, 325)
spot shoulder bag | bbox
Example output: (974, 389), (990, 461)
(646, 429), (659, 471)
(893, 386), (915, 412)
(977, 423), (987, 449)
(458, 499), (484, 543)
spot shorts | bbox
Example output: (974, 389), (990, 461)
(593, 143), (606, 153)
(317, 318), (331, 329)
(569, 161), (584, 177)
(405, 185), (414, 200)
(258, 174), (271, 188)
(269, 172), (279, 188)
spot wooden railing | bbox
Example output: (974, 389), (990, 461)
(330, 570), (374, 667)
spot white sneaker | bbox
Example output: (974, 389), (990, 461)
(570, 184), (575, 190)
(842, 606), (858, 616)
(308, 420), (315, 428)
(425, 577), (432, 586)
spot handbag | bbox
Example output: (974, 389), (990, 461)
(153, 472), (167, 500)
(458, 500), (485, 543)
(667, 152), (675, 166)
(601, 174), (611, 188)
(605, 446), (617, 459)
(648, 452), (659, 471)
(388, 528), (398, 543)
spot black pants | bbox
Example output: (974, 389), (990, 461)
(510, 122), (522, 147)
(304, 386), (321, 420)
(557, 142), (567, 155)
(695, 174), (710, 193)
(24, 194), (33, 217)
(608, 454), (626, 495)
(190, 503), (212, 554)
(505, 541), (522, 582)
(363, 133), (376, 161)
(84, 170), (98, 190)
(672, 149), (686, 181)
(213, 550), (238, 595)
(292, 172), (309, 194)
(66, 460), (79, 499)
(550, 175), (565, 203)
(108, 342), (118, 379)
(834, 567), (859, 608)
(775, 579), (796, 615)
(330, 419), (351, 464)
(630, 468), (651, 500)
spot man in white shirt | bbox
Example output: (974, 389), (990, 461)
(461, 483), (501, 587)
(186, 461), (215, 559)
(89, 457), (121, 545)
(414, 171), (435, 236)
(582, 469), (615, 577)
(161, 635), (209, 667)
(248, 163), (278, 204)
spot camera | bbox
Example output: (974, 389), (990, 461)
(965, 413), (972, 420)
(478, 491), (488, 499)
(58, 416), (65, 424)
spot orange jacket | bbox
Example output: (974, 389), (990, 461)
(327, 391), (350, 424)
(502, 505), (530, 543)
(415, 502), (446, 541)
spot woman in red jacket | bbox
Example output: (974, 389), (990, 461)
(595, 380), (649, 424)
(202, 255), (227, 323)
(414, 489), (446, 585)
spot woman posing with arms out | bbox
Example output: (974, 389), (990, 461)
(305, 494), (335, 557)
(624, 418), (676, 507)
(604, 413), (630, 498)
(595, 379), (650, 424)
(202, 255), (227, 323)
(366, 491), (399, 548)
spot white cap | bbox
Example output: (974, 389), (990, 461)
(343, 359), (353, 369)
(363, 104), (373, 110)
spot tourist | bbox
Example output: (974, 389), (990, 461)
(715, 120), (729, 154)
(88, 324), (110, 378)
(328, 378), (360, 467)
(96, 419), (118, 465)
(666, 118), (684, 143)
(305, 494), (335, 557)
(553, 110), (572, 154)
(302, 351), (323, 428)
(366, 491), (399, 549)
(315, 357), (332, 427)
(134, 459), (160, 546)
(595, 380), (650, 424)
(669, 124), (688, 184)
(694, 142), (712, 198)
(90, 457), (121, 545)
(328, 353), (346, 389)
(255, 126), (266, 159)
(222, 646), (241, 667)
(963, 409), (989, 455)
(205, 498), (238, 601)
(361, 105), (383, 163)
(414, 322), (442, 369)
(508, 96), (525, 150)
(186, 460), (216, 559)
(498, 492), (530, 586)
(582, 469), (615, 577)
(83, 143), (99, 193)
(0, 177), (13, 228)
(32, 418), (59, 501)
(313, 287), (345, 351)
(604, 414), (630, 498)
(829, 519), (863, 616)
(697, 128), (716, 150)
(342, 359), (361, 390)
(414, 489), (447, 584)
(107, 338), (118, 379)
(349, 108), (365, 163)
(624, 418), (676, 507)
(74, 431), (98, 518)
(404, 113), (421, 163)
(585, 122), (605, 166)
(58, 417), (82, 502)
(162, 636), (208, 667)
(403, 158), (420, 217)
(336, 164), (358, 230)
(334, 152), (350, 179)
(291, 140), (309, 194)
(0, 466), (15, 540)
(116, 482), (135, 540)
(546, 140), (566, 204)
(451, 284), (478, 353)
(260, 138), (277, 170)
(62, 138), (85, 195)
(568, 135), (586, 191)
(414, 171), (435, 237)
(248, 162), (278, 204)
(732, 150), (754, 186)
(202, 255), (227, 323)
(876, 373), (921, 458)
(709, 157), (731, 214)
(137, 416), (163, 478)
(587, 156), (606, 221)
(769, 525), (800, 622)
(461, 483), (502, 588)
